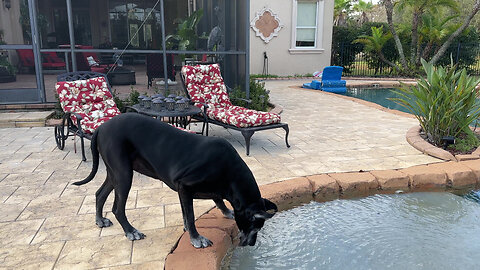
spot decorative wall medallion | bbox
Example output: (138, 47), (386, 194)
(251, 7), (284, 43)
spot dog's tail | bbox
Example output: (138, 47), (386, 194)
(72, 130), (100, 186)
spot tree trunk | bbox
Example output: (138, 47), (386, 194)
(411, 10), (420, 65)
(430, 0), (480, 65)
(378, 50), (401, 71)
(383, 0), (408, 70)
(422, 42), (434, 60)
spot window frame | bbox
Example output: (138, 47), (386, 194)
(289, 0), (325, 54)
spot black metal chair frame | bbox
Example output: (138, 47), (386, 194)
(55, 71), (111, 161)
(180, 71), (290, 156)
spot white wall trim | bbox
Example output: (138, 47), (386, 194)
(288, 48), (325, 54)
(250, 7), (284, 44)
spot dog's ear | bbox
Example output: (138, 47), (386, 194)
(253, 210), (275, 220)
(263, 198), (278, 213)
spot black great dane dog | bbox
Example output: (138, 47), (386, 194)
(73, 113), (277, 248)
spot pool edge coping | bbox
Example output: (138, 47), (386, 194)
(164, 160), (480, 270)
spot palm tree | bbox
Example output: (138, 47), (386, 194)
(354, 26), (399, 69)
(394, 0), (459, 64)
(418, 13), (458, 60)
(334, 0), (352, 26)
(353, 0), (374, 25)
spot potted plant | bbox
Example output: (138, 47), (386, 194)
(165, 9), (207, 62)
(0, 30), (16, 83)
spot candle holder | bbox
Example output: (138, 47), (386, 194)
(138, 95), (147, 107)
(176, 99), (188, 111)
(152, 94), (165, 100)
(143, 97), (152, 109)
(152, 98), (164, 111)
(165, 98), (176, 111)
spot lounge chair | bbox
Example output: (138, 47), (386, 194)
(146, 53), (175, 88)
(54, 71), (121, 161)
(180, 64), (290, 155)
(17, 49), (66, 72)
(303, 66), (347, 93)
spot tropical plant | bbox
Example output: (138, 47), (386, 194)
(418, 13), (458, 60)
(165, 9), (205, 51)
(353, 0), (374, 25)
(383, 0), (480, 70)
(0, 31), (16, 76)
(334, 0), (353, 26)
(354, 26), (396, 69)
(391, 59), (480, 146)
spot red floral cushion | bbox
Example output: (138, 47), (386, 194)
(182, 64), (282, 128)
(55, 76), (120, 134)
(181, 64), (231, 108)
(207, 105), (281, 128)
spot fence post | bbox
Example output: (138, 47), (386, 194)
(340, 42), (344, 66)
(455, 42), (461, 64)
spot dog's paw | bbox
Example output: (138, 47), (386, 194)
(125, 229), (146, 241)
(96, 217), (113, 228)
(191, 235), (213, 248)
(222, 210), (234, 219)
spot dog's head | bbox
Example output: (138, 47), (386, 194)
(235, 198), (277, 246)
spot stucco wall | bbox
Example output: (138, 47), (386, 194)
(249, 0), (334, 76)
(0, 1), (24, 45)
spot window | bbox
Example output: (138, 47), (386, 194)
(295, 1), (317, 47)
(290, 0), (325, 53)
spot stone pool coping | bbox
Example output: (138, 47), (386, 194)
(164, 159), (480, 270)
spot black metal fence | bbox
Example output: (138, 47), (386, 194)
(331, 42), (480, 77)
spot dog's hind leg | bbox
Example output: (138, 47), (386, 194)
(110, 167), (145, 241)
(179, 187), (212, 248)
(214, 199), (234, 219)
(95, 175), (114, 228)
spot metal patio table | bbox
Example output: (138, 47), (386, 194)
(127, 104), (202, 130)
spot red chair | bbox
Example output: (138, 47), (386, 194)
(55, 71), (121, 161)
(146, 53), (175, 88)
(58, 45), (114, 73)
(180, 64), (290, 155)
(16, 49), (66, 72)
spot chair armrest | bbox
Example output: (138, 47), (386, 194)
(71, 112), (85, 134)
(230, 97), (252, 104)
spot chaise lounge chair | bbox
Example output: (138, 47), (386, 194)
(17, 49), (66, 73)
(181, 63), (290, 155)
(303, 66), (347, 93)
(54, 71), (121, 161)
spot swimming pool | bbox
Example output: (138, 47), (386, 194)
(341, 87), (409, 113)
(230, 191), (480, 270)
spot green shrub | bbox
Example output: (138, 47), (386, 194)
(230, 79), (270, 112)
(250, 74), (279, 79)
(448, 133), (480, 153)
(391, 59), (480, 146)
(112, 86), (140, 113)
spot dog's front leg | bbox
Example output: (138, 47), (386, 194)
(214, 199), (234, 219)
(178, 188), (213, 248)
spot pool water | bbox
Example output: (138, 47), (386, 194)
(230, 191), (480, 270)
(342, 87), (408, 113)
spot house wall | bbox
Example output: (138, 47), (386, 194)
(249, 0), (334, 76)
(0, 1), (24, 45)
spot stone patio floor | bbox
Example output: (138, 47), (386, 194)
(0, 79), (440, 269)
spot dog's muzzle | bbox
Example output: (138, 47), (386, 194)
(239, 229), (259, 246)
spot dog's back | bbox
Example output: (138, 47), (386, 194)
(94, 113), (255, 191)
